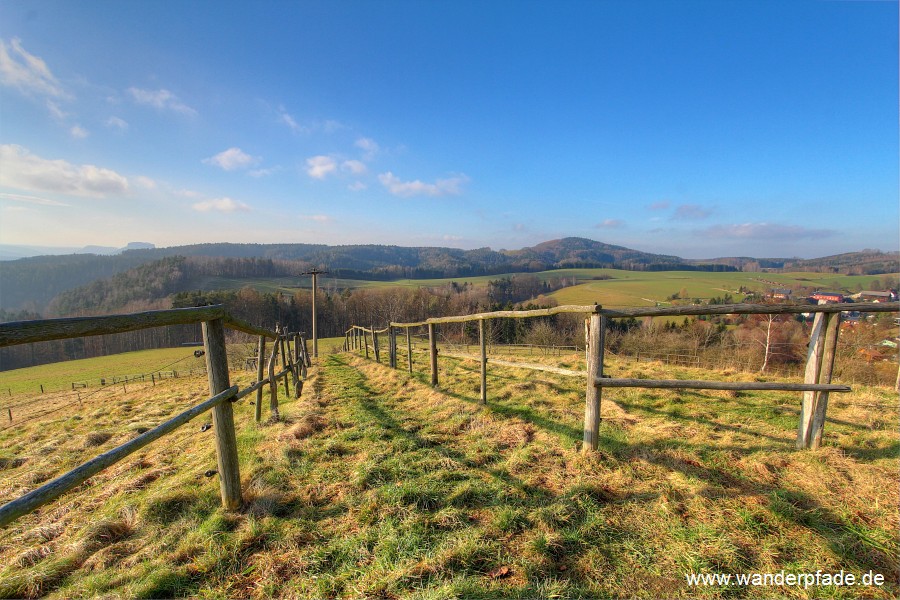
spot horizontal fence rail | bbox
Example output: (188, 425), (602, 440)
(351, 301), (899, 454)
(594, 378), (852, 392)
(0, 385), (238, 528)
(0, 307), (314, 527)
(0, 305), (279, 348)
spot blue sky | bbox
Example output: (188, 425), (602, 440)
(0, 0), (897, 259)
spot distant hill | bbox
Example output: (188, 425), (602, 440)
(0, 238), (895, 314)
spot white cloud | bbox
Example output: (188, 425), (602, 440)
(278, 107), (305, 134)
(191, 197), (250, 213)
(202, 147), (260, 171)
(355, 137), (379, 160)
(348, 181), (367, 192)
(701, 222), (836, 240)
(595, 219), (624, 229)
(672, 204), (713, 220)
(299, 214), (331, 222)
(176, 189), (204, 199)
(341, 159), (367, 175)
(134, 176), (156, 189)
(0, 144), (128, 198)
(0, 37), (68, 99)
(378, 171), (469, 198)
(0, 192), (70, 207)
(306, 155), (338, 179)
(46, 100), (68, 120)
(127, 87), (196, 116)
(106, 116), (128, 131)
(70, 124), (89, 139)
(249, 166), (282, 178)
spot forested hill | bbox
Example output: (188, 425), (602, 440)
(0, 237), (726, 312)
(0, 237), (895, 313)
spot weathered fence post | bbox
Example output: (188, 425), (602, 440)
(255, 336), (266, 422)
(372, 325), (381, 363)
(201, 318), (242, 510)
(479, 318), (487, 404)
(583, 309), (605, 453)
(810, 313), (841, 449)
(363, 328), (370, 359)
(406, 327), (413, 373)
(279, 334), (291, 398)
(797, 313), (826, 448)
(267, 335), (281, 421)
(429, 323), (438, 387)
(388, 327), (396, 368)
(294, 333), (306, 398)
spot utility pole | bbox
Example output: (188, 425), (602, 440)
(302, 268), (328, 358)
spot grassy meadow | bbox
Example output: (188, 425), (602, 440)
(0, 344), (897, 598)
(187, 268), (889, 308)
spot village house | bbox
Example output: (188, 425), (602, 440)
(767, 288), (793, 300)
(859, 290), (898, 302)
(810, 291), (844, 304)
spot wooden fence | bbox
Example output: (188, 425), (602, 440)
(346, 301), (899, 454)
(0, 306), (312, 527)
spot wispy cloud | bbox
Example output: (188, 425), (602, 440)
(46, 100), (69, 120)
(70, 124), (89, 139)
(191, 197), (250, 213)
(348, 181), (367, 192)
(202, 147), (260, 171)
(355, 137), (379, 161)
(134, 176), (156, 189)
(673, 204), (713, 220)
(0, 144), (128, 198)
(106, 116), (128, 131)
(299, 214), (331, 223)
(595, 218), (624, 229)
(248, 166), (282, 178)
(0, 192), (70, 207)
(378, 172), (469, 198)
(0, 37), (68, 99)
(128, 87), (196, 116)
(341, 160), (367, 175)
(306, 155), (338, 179)
(700, 222), (836, 240)
(648, 200), (670, 211)
(278, 106), (306, 134)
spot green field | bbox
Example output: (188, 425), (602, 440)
(0, 344), (897, 598)
(189, 268), (890, 309)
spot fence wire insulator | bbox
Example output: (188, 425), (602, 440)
(200, 423), (212, 432)
(204, 469), (217, 478)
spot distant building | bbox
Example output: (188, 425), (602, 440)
(767, 288), (793, 300)
(810, 291), (844, 304)
(859, 290), (898, 302)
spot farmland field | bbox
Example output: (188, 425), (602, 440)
(0, 343), (897, 598)
(189, 268), (889, 308)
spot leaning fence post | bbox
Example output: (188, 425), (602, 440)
(279, 334), (291, 398)
(201, 318), (242, 510)
(797, 312), (826, 449)
(810, 312), (841, 449)
(255, 336), (266, 422)
(479, 318), (487, 404)
(267, 335), (281, 421)
(583, 308), (605, 453)
(372, 325), (381, 363)
(293, 333), (303, 398)
(406, 327), (413, 373)
(428, 323), (438, 387)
